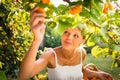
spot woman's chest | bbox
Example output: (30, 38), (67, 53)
(57, 53), (81, 66)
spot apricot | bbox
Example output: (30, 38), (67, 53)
(104, 3), (109, 9)
(103, 8), (108, 14)
(84, 77), (100, 80)
(36, 7), (45, 13)
(91, 77), (97, 80)
(103, 3), (109, 14)
(103, 3), (113, 14)
(69, 5), (82, 15)
(41, 0), (50, 4)
(108, 3), (113, 10)
(84, 77), (89, 80)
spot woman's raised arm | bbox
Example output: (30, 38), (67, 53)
(18, 7), (48, 80)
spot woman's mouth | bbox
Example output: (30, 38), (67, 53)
(64, 41), (72, 46)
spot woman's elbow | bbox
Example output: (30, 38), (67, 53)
(18, 71), (32, 80)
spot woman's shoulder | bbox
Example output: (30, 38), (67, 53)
(81, 47), (86, 55)
(41, 47), (61, 58)
(79, 47), (86, 59)
(41, 48), (55, 64)
(42, 47), (54, 56)
(42, 47), (60, 68)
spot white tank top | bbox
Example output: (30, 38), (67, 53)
(47, 48), (83, 80)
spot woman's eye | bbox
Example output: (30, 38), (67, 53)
(64, 31), (69, 35)
(74, 34), (79, 38)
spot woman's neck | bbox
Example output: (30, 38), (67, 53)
(61, 47), (77, 59)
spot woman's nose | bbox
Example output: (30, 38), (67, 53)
(67, 34), (73, 39)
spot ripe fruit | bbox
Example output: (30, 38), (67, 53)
(108, 3), (113, 10)
(41, 0), (50, 4)
(84, 77), (89, 80)
(103, 3), (113, 14)
(104, 3), (109, 9)
(91, 77), (99, 80)
(103, 3), (109, 14)
(36, 7), (45, 13)
(103, 7), (108, 14)
(69, 5), (82, 15)
(84, 76), (100, 80)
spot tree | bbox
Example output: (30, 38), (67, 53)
(0, 0), (120, 78)
(0, 0), (33, 78)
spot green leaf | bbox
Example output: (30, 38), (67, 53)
(33, 0), (40, 3)
(117, 37), (120, 43)
(91, 34), (100, 43)
(0, 71), (7, 80)
(86, 33), (100, 46)
(57, 4), (69, 14)
(113, 44), (120, 52)
(37, 2), (50, 8)
(100, 27), (108, 34)
(91, 8), (100, 18)
(87, 40), (95, 46)
(91, 0), (102, 13)
(83, 0), (91, 8)
(57, 20), (72, 34)
(0, 10), (5, 17)
(113, 29), (120, 36)
(47, 21), (56, 28)
(80, 7), (91, 18)
(91, 46), (102, 58)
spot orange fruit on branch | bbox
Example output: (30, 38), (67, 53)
(69, 5), (82, 15)
(103, 3), (113, 14)
(41, 0), (50, 4)
(103, 7), (108, 14)
(36, 7), (45, 13)
(103, 3), (109, 14)
(108, 3), (113, 10)
(104, 3), (109, 9)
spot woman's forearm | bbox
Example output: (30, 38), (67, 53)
(83, 66), (114, 80)
(19, 40), (41, 79)
(83, 67), (100, 78)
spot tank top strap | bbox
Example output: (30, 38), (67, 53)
(80, 48), (83, 64)
(51, 48), (58, 66)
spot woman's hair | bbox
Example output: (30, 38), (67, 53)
(76, 24), (86, 39)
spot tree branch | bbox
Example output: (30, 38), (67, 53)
(89, 19), (119, 45)
(63, 0), (71, 4)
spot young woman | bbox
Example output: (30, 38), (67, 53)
(19, 7), (113, 80)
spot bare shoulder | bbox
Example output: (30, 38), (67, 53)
(54, 46), (61, 54)
(81, 48), (86, 56)
(40, 47), (58, 68)
(42, 47), (61, 59)
(40, 48), (55, 59)
(81, 47), (86, 63)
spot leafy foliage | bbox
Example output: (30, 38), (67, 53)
(0, 0), (33, 78)
(43, 27), (61, 48)
(0, 0), (120, 79)
(0, 70), (7, 80)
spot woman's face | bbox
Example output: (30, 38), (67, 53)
(61, 27), (84, 50)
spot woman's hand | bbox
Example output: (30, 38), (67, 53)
(83, 64), (114, 80)
(30, 6), (46, 42)
(98, 71), (114, 80)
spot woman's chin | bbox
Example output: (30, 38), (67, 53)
(62, 45), (72, 50)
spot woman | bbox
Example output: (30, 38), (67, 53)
(19, 7), (113, 80)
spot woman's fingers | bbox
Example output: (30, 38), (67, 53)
(102, 72), (114, 80)
(30, 6), (40, 15)
(30, 11), (45, 20)
(30, 7), (46, 29)
(30, 13), (45, 28)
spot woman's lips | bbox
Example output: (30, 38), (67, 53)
(64, 41), (72, 46)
